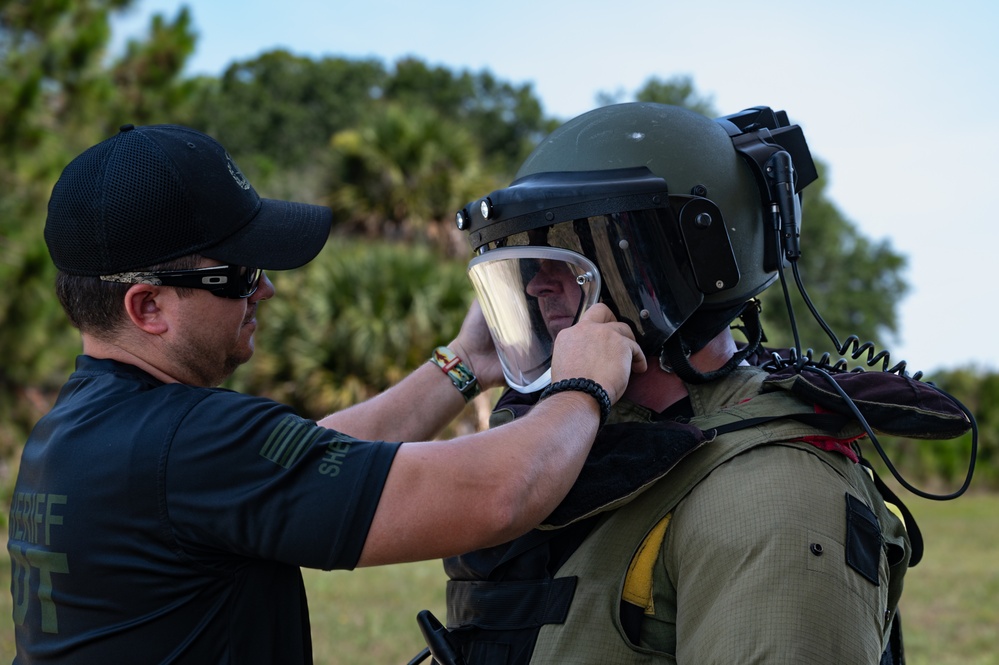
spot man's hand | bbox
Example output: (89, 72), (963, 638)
(449, 299), (505, 391)
(550, 303), (646, 404)
(357, 304), (646, 566)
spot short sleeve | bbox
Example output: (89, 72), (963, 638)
(161, 390), (401, 571)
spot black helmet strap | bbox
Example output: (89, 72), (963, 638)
(661, 300), (764, 385)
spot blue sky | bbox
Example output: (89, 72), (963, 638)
(111, 0), (999, 373)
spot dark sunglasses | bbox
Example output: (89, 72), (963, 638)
(100, 264), (263, 299)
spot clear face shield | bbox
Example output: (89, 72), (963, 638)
(468, 246), (601, 393)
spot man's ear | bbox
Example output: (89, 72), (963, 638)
(123, 284), (170, 335)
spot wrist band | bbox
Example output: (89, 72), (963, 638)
(429, 346), (480, 402)
(540, 378), (612, 427)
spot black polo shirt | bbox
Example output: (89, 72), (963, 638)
(8, 356), (401, 664)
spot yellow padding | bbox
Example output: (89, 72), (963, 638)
(622, 513), (672, 614)
(863, 466), (906, 528)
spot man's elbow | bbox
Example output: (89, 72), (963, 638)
(476, 478), (545, 546)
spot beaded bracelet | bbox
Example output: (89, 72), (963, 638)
(429, 346), (481, 402)
(539, 377), (612, 427)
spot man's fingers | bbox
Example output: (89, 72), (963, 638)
(578, 302), (616, 324)
(575, 305), (646, 374)
(630, 339), (648, 374)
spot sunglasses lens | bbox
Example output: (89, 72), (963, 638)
(242, 267), (262, 297)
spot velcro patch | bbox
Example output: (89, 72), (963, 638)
(845, 493), (882, 586)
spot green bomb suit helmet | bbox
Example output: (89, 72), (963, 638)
(457, 103), (818, 391)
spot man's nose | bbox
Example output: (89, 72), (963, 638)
(526, 267), (560, 296)
(251, 272), (275, 301)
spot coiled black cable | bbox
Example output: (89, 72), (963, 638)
(762, 208), (977, 500)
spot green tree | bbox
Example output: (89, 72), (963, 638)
(107, 7), (197, 125)
(0, 0), (197, 462)
(184, 51), (388, 171)
(927, 367), (998, 489)
(175, 52), (554, 235)
(384, 57), (554, 176)
(327, 102), (500, 253)
(227, 239), (474, 417)
(596, 74), (715, 117)
(1, 0), (132, 462)
(634, 74), (717, 116)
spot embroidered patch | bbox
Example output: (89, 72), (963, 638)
(259, 415), (323, 468)
(225, 152), (251, 190)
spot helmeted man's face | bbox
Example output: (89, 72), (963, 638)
(525, 260), (585, 340)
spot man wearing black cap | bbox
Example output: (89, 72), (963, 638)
(8, 124), (645, 663)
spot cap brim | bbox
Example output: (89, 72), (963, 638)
(201, 199), (332, 270)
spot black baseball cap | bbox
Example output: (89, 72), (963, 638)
(44, 124), (333, 276)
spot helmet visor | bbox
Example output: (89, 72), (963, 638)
(468, 247), (601, 393)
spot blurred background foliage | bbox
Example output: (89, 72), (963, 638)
(0, 0), (992, 503)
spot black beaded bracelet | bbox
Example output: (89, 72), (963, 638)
(540, 378), (612, 427)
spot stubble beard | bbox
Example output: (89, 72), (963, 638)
(169, 325), (254, 387)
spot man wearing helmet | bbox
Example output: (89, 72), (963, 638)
(430, 103), (925, 664)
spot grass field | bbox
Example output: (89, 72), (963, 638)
(2, 493), (996, 664)
(890, 492), (999, 665)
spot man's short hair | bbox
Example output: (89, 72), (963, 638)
(55, 255), (202, 339)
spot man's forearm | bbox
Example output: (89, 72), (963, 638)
(318, 361), (469, 441)
(355, 389), (602, 567)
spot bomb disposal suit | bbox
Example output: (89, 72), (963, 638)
(430, 104), (971, 665)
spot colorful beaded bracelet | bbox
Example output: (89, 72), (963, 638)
(429, 346), (481, 402)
